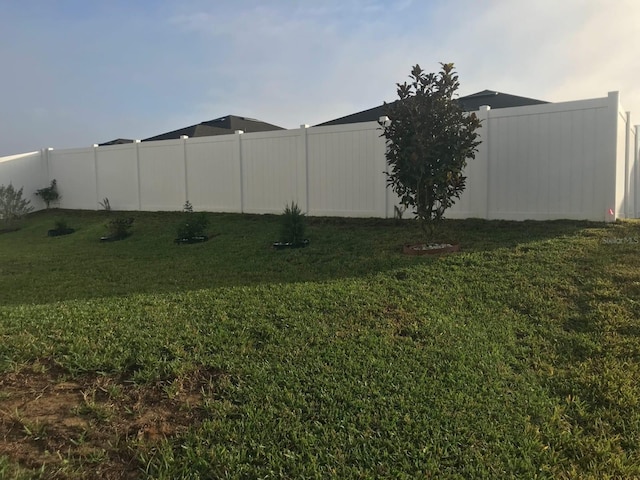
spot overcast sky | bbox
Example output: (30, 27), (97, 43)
(1, 0), (639, 156)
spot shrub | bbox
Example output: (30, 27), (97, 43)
(279, 202), (306, 245)
(48, 218), (75, 237)
(35, 179), (60, 209)
(176, 205), (208, 239)
(106, 217), (133, 239)
(176, 214), (208, 239)
(54, 218), (69, 231)
(0, 183), (33, 227)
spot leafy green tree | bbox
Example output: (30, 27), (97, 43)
(0, 183), (33, 227)
(381, 63), (481, 237)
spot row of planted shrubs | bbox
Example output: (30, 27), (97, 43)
(1, 179), (307, 246)
(29, 201), (308, 247)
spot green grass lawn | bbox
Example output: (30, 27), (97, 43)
(1, 210), (639, 478)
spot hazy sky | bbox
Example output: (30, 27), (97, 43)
(1, 0), (639, 156)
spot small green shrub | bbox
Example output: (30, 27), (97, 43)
(54, 218), (69, 231)
(279, 201), (306, 245)
(105, 217), (133, 239)
(0, 183), (33, 228)
(176, 204), (208, 239)
(48, 217), (74, 237)
(35, 179), (60, 209)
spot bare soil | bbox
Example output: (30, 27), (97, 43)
(0, 360), (219, 479)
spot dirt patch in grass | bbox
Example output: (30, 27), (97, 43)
(0, 361), (220, 479)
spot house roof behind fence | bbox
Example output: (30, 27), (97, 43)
(142, 115), (285, 142)
(97, 138), (134, 146)
(457, 90), (548, 111)
(314, 90), (548, 127)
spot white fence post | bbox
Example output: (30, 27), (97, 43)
(235, 130), (244, 213)
(45, 147), (53, 209)
(606, 91), (620, 222)
(636, 125), (640, 218)
(379, 116), (391, 218)
(625, 112), (632, 218)
(45, 147), (53, 183)
(298, 124), (310, 213)
(181, 135), (189, 205)
(93, 144), (99, 208)
(477, 106), (491, 219)
(134, 140), (142, 210)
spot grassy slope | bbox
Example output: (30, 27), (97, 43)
(1, 210), (639, 478)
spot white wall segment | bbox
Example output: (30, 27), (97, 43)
(48, 148), (97, 210)
(138, 140), (185, 211)
(1, 92), (636, 222)
(307, 122), (387, 217)
(0, 151), (47, 211)
(96, 144), (139, 211)
(186, 135), (241, 212)
(241, 129), (302, 214)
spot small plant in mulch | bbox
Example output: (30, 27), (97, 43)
(0, 183), (33, 233)
(101, 217), (134, 242)
(47, 218), (75, 237)
(175, 201), (209, 244)
(35, 179), (60, 209)
(273, 201), (309, 249)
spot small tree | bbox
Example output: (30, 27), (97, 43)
(35, 179), (60, 209)
(176, 201), (208, 240)
(381, 63), (481, 237)
(279, 201), (306, 245)
(0, 183), (33, 227)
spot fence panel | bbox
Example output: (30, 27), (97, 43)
(48, 148), (97, 210)
(96, 144), (139, 211)
(138, 140), (185, 211)
(307, 123), (387, 217)
(0, 151), (47, 210)
(186, 136), (241, 212)
(241, 130), (302, 214)
(482, 99), (611, 221)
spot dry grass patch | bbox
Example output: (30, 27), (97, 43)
(0, 361), (220, 479)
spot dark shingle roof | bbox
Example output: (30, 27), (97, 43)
(98, 138), (134, 146)
(314, 90), (548, 127)
(457, 90), (547, 111)
(142, 115), (285, 142)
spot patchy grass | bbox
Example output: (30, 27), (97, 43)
(1, 210), (639, 478)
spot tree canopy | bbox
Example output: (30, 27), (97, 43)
(381, 63), (481, 236)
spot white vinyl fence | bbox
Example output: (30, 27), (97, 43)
(1, 91), (638, 222)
